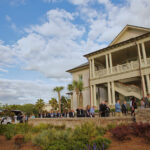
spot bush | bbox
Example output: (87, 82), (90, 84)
(15, 123), (32, 134)
(14, 134), (24, 148)
(110, 125), (131, 141)
(31, 124), (66, 133)
(73, 122), (97, 144)
(111, 123), (150, 142)
(90, 136), (111, 150)
(3, 124), (16, 140)
(0, 124), (32, 140)
(106, 123), (116, 131)
(32, 130), (51, 149)
(32, 123), (111, 150)
(0, 124), (7, 135)
(31, 123), (50, 133)
(96, 126), (107, 136)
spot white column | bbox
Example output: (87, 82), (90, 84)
(111, 81), (115, 105)
(137, 43), (142, 67)
(108, 82), (111, 105)
(93, 85), (97, 107)
(90, 85), (93, 106)
(142, 75), (147, 97)
(92, 59), (95, 78)
(141, 42), (147, 65)
(109, 53), (113, 73)
(105, 55), (109, 74)
(89, 60), (92, 79)
(146, 74), (150, 94)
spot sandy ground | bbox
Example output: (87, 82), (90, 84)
(0, 136), (42, 150)
(105, 132), (150, 150)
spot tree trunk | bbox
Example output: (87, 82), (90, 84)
(76, 93), (79, 108)
(58, 92), (61, 113)
(79, 92), (83, 108)
(71, 94), (73, 109)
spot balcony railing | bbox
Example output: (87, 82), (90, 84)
(95, 57), (150, 78)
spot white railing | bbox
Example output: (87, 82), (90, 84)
(95, 57), (150, 78)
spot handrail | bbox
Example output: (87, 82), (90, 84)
(95, 57), (150, 78)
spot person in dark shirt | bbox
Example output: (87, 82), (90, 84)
(121, 101), (127, 116)
(105, 101), (110, 117)
(76, 108), (82, 117)
(86, 105), (90, 117)
(99, 101), (107, 117)
(131, 97), (137, 116)
(81, 108), (85, 117)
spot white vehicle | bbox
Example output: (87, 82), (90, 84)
(0, 110), (23, 124)
(1, 117), (12, 124)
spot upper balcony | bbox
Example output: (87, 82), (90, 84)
(95, 57), (150, 78)
(90, 40), (150, 80)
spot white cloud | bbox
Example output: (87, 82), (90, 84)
(0, 41), (16, 66)
(43, 0), (58, 2)
(10, 0), (26, 6)
(13, 0), (150, 80)
(11, 23), (17, 31)
(0, 68), (8, 73)
(76, 0), (150, 44)
(5, 15), (11, 22)
(0, 79), (58, 104)
(68, 0), (91, 5)
(15, 9), (87, 79)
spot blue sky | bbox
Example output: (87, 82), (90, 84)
(0, 0), (150, 105)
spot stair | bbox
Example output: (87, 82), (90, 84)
(115, 82), (142, 99)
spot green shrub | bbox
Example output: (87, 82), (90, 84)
(96, 126), (107, 136)
(0, 125), (7, 135)
(32, 130), (51, 149)
(4, 131), (13, 140)
(4, 124), (16, 140)
(24, 133), (33, 142)
(31, 123), (49, 133)
(90, 136), (111, 150)
(15, 123), (32, 134)
(0, 123), (32, 140)
(106, 123), (116, 131)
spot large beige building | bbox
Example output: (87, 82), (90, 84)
(67, 25), (150, 110)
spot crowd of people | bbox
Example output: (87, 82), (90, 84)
(32, 95), (150, 119)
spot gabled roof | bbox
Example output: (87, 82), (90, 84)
(84, 31), (150, 58)
(109, 24), (150, 46)
(66, 62), (89, 73)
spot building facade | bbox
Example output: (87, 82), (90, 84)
(67, 63), (91, 110)
(67, 25), (150, 110)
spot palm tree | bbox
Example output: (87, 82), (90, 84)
(72, 80), (84, 107)
(67, 84), (74, 109)
(35, 99), (45, 117)
(49, 98), (58, 110)
(53, 86), (64, 113)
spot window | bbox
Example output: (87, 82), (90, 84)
(79, 74), (83, 81)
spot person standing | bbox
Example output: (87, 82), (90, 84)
(86, 105), (90, 117)
(147, 94), (150, 108)
(121, 101), (127, 116)
(99, 101), (107, 117)
(115, 100), (121, 117)
(105, 101), (110, 117)
(131, 97), (137, 116)
(90, 106), (95, 117)
(140, 100), (145, 109)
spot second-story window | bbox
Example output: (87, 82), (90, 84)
(79, 74), (83, 81)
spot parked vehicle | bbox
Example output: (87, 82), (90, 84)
(0, 110), (23, 124)
(1, 117), (12, 124)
